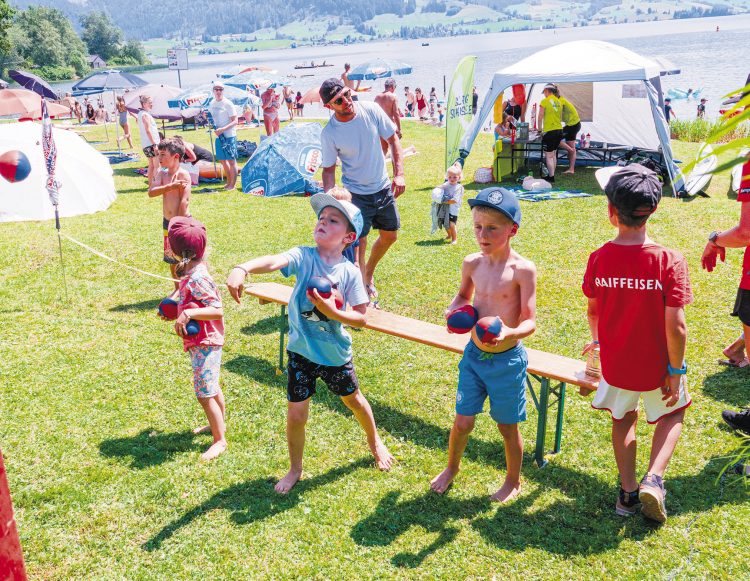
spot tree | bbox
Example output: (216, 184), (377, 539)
(0, 0), (14, 56)
(116, 39), (148, 65)
(81, 11), (122, 61)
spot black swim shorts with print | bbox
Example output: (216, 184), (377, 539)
(143, 144), (157, 158)
(286, 350), (360, 402)
(351, 187), (400, 238)
(731, 288), (750, 326)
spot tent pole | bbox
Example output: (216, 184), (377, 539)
(55, 208), (68, 301)
(113, 89), (121, 155)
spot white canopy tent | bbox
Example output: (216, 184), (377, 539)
(0, 122), (116, 222)
(459, 40), (683, 194)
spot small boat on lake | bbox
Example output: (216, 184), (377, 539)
(294, 60), (334, 70)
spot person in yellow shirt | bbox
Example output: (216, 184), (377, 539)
(557, 89), (581, 175)
(537, 83), (562, 183)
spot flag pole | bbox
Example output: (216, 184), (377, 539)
(54, 206), (68, 301)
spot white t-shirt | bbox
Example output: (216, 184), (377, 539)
(137, 110), (159, 147)
(209, 98), (237, 138)
(321, 101), (395, 195)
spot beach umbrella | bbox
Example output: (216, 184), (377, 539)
(299, 86), (322, 105)
(240, 65), (277, 74)
(0, 79), (7, 89)
(347, 59), (412, 81)
(0, 121), (115, 222)
(170, 83), (251, 109)
(8, 69), (59, 100)
(226, 70), (288, 90)
(122, 84), (198, 121)
(0, 88), (68, 118)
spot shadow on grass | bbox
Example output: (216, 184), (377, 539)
(143, 458), (371, 551)
(224, 354), (285, 382)
(239, 314), (285, 336)
(702, 367), (750, 407)
(109, 298), (161, 313)
(99, 428), (206, 469)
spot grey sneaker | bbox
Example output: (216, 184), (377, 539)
(639, 473), (667, 523)
(615, 487), (640, 516)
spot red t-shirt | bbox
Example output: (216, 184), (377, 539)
(738, 159), (750, 290)
(582, 242), (693, 391)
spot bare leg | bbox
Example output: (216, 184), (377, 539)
(147, 157), (159, 190)
(227, 160), (238, 189)
(364, 229), (398, 288)
(263, 116), (273, 136)
(194, 389), (225, 434)
(275, 400), (310, 494)
(340, 390), (393, 470)
(545, 151), (557, 179)
(447, 223), (457, 244)
(647, 409), (684, 477)
(491, 423), (523, 502)
(562, 140), (576, 173)
(357, 235), (368, 286)
(169, 263), (179, 297)
(431, 414), (475, 493)
(612, 411), (639, 492)
(273, 117), (280, 134)
(196, 391), (227, 461)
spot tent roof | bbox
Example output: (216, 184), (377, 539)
(493, 40), (662, 84)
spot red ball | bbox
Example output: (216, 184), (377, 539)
(0, 150), (31, 183)
(158, 297), (179, 320)
(446, 305), (479, 334)
(476, 316), (503, 344)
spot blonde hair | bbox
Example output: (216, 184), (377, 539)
(446, 163), (463, 181)
(327, 186), (352, 202)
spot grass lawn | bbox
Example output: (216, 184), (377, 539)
(1, 119), (748, 579)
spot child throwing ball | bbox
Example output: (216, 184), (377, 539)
(166, 217), (227, 461)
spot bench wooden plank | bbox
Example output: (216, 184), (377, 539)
(245, 282), (597, 391)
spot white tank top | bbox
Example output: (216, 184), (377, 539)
(137, 110), (159, 147)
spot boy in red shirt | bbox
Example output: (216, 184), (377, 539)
(582, 165), (692, 523)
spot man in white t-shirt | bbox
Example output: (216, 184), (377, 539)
(208, 81), (238, 190)
(319, 78), (406, 305)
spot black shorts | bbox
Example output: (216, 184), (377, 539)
(542, 130), (563, 153)
(562, 122), (581, 142)
(143, 145), (157, 158)
(351, 187), (400, 238)
(731, 288), (750, 326)
(449, 214), (458, 223)
(286, 350), (359, 402)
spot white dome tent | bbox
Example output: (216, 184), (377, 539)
(459, 40), (683, 194)
(0, 122), (116, 222)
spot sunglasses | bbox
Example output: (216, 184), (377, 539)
(213, 87), (224, 92)
(330, 88), (352, 106)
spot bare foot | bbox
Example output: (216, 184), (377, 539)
(430, 467), (458, 494)
(200, 439), (227, 461)
(563, 169), (575, 175)
(371, 441), (394, 471)
(223, 185), (233, 191)
(193, 425), (211, 435)
(723, 344), (746, 364)
(450, 240), (457, 245)
(490, 480), (521, 503)
(274, 469), (302, 494)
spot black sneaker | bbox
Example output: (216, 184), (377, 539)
(615, 487), (640, 516)
(722, 408), (750, 435)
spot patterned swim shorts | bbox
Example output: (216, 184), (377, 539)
(189, 345), (222, 398)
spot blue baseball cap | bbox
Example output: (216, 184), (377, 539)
(468, 187), (522, 225)
(310, 193), (364, 241)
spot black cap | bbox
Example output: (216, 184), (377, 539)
(319, 78), (345, 104)
(604, 164), (662, 217)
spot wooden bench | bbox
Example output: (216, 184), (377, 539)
(245, 282), (598, 467)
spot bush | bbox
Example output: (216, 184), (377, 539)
(36, 65), (76, 81)
(671, 118), (750, 143)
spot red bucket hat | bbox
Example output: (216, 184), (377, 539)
(167, 216), (207, 260)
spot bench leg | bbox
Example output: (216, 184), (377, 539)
(554, 382), (566, 454)
(534, 377), (550, 468)
(277, 305), (286, 374)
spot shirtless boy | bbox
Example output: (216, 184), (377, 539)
(341, 63), (361, 99)
(431, 187), (537, 502)
(374, 78), (403, 155)
(148, 137), (192, 297)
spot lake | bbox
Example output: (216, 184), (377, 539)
(58, 14), (750, 119)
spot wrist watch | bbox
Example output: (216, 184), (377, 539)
(708, 231), (722, 246)
(667, 362), (687, 375)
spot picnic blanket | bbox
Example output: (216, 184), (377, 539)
(105, 152), (139, 165)
(506, 187), (592, 202)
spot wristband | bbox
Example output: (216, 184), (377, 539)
(233, 265), (248, 276)
(667, 362), (687, 375)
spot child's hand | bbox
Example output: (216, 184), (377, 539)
(581, 341), (599, 355)
(174, 312), (190, 337)
(308, 288), (338, 318)
(483, 318), (508, 346)
(214, 128), (223, 137)
(661, 375), (681, 407)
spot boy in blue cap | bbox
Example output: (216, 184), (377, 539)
(431, 187), (537, 502)
(227, 193), (394, 494)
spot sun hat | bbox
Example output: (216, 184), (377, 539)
(468, 187), (522, 225)
(310, 193), (364, 240)
(213, 80), (225, 89)
(319, 78), (346, 105)
(168, 216), (207, 260)
(599, 163), (662, 217)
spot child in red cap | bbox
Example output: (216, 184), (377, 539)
(166, 216), (227, 461)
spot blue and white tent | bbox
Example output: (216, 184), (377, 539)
(241, 123), (324, 197)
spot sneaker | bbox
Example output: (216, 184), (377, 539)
(615, 487), (640, 516)
(722, 408), (750, 435)
(639, 473), (667, 523)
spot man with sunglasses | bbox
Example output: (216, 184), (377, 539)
(208, 81), (239, 190)
(319, 78), (406, 306)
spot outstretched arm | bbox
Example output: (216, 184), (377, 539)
(226, 254), (291, 304)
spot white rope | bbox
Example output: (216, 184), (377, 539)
(60, 232), (181, 283)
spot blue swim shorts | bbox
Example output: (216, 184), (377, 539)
(215, 135), (237, 161)
(456, 341), (528, 424)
